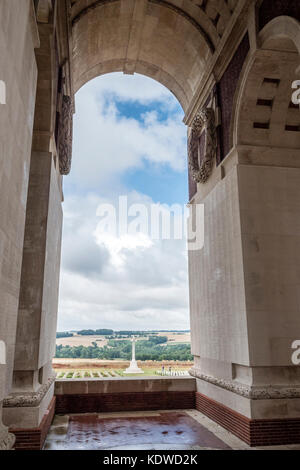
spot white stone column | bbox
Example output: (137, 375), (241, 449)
(3, 151), (63, 429)
(2, 9), (64, 430)
(0, 0), (38, 448)
(189, 145), (300, 420)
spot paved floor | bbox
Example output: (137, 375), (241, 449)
(44, 409), (300, 451)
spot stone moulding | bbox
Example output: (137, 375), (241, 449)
(3, 375), (55, 408)
(188, 107), (217, 184)
(58, 95), (73, 176)
(190, 368), (300, 400)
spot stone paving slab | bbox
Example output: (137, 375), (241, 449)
(44, 409), (300, 451)
(44, 410), (230, 450)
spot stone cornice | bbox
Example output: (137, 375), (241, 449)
(3, 375), (55, 408)
(190, 368), (300, 400)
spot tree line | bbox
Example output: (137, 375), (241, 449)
(56, 329), (161, 338)
(55, 336), (193, 361)
(56, 332), (74, 338)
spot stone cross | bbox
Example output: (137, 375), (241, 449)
(124, 335), (143, 374)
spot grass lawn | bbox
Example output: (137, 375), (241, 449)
(55, 366), (190, 379)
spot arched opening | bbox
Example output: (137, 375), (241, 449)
(55, 72), (192, 376)
(52, 0), (218, 377)
(2, 0), (300, 451)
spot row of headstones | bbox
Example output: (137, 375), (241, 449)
(56, 370), (121, 379)
(158, 370), (189, 376)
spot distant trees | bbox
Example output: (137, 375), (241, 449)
(74, 329), (159, 338)
(115, 331), (152, 337)
(56, 332), (74, 338)
(148, 336), (168, 345)
(58, 330), (189, 338)
(77, 329), (114, 336)
(76, 329), (95, 336)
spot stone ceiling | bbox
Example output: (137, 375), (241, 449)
(69, 0), (242, 110)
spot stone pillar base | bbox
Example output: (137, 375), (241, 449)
(124, 360), (144, 374)
(3, 376), (55, 429)
(10, 396), (56, 450)
(192, 370), (300, 446)
(196, 391), (300, 446)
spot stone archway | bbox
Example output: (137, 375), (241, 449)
(1, 0), (300, 449)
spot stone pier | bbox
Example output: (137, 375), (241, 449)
(0, 0), (299, 448)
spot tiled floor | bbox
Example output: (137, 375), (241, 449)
(44, 409), (300, 451)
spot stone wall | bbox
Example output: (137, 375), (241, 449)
(189, 164), (249, 368)
(0, 0), (38, 448)
(55, 376), (196, 414)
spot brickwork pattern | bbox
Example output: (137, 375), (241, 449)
(196, 392), (300, 447)
(55, 391), (196, 414)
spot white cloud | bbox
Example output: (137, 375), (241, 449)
(58, 191), (189, 331)
(57, 74), (189, 332)
(69, 73), (187, 191)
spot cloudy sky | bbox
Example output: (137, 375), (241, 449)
(57, 73), (190, 332)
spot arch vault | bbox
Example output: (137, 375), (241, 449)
(0, 0), (300, 449)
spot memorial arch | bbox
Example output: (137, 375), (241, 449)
(0, 0), (300, 449)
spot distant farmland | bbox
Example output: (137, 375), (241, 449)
(56, 331), (191, 348)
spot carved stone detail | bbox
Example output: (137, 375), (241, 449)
(0, 427), (15, 450)
(188, 107), (217, 184)
(3, 375), (55, 408)
(58, 95), (73, 176)
(190, 367), (300, 400)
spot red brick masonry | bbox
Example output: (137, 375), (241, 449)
(10, 396), (56, 451)
(55, 391), (196, 414)
(196, 392), (300, 447)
